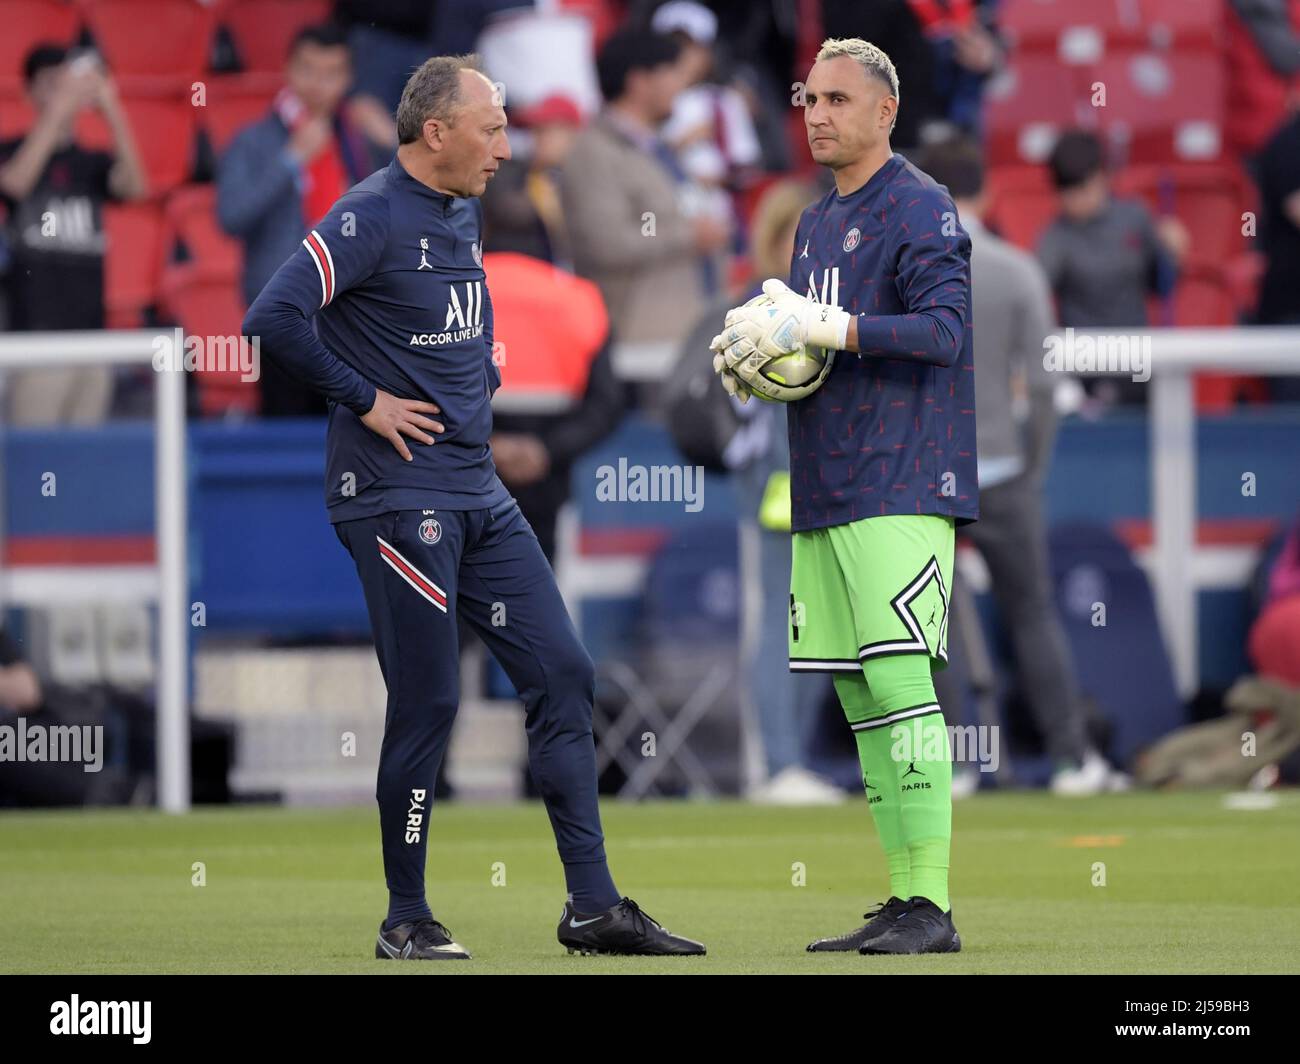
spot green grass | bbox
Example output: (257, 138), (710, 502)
(1, 792), (1298, 974)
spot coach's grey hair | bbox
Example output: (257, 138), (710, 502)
(396, 53), (482, 144)
(815, 37), (900, 133)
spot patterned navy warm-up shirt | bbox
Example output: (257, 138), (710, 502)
(786, 152), (978, 532)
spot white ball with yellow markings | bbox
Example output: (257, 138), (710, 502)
(716, 294), (835, 403)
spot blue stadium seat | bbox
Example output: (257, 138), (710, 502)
(1048, 522), (1185, 767)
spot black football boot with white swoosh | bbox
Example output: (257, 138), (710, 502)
(557, 898), (706, 956)
(375, 917), (471, 960)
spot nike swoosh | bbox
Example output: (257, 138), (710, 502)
(569, 916), (604, 928)
(378, 934), (463, 956)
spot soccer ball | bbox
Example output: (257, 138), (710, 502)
(726, 296), (835, 403)
(749, 341), (834, 403)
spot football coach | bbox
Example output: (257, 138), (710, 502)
(244, 54), (704, 961)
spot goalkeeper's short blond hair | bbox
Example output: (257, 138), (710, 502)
(815, 37), (900, 133)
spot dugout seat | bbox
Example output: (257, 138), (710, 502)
(1048, 523), (1184, 767)
(98, 603), (155, 691)
(591, 522), (742, 797)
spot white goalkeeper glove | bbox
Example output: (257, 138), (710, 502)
(745, 277), (852, 352)
(708, 290), (778, 404)
(710, 348), (753, 404)
(709, 278), (851, 388)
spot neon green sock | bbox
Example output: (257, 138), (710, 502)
(833, 673), (909, 901)
(860, 655), (952, 913)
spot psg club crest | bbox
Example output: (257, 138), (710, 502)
(419, 518), (442, 545)
(471, 241), (483, 268)
(843, 227), (861, 253)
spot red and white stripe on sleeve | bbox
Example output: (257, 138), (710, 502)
(302, 229), (337, 308)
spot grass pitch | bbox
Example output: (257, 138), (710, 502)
(1, 792), (1297, 974)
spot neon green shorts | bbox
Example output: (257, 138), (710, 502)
(788, 514), (955, 673)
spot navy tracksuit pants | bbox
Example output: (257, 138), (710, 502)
(334, 497), (608, 901)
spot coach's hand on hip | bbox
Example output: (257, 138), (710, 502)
(361, 389), (445, 461)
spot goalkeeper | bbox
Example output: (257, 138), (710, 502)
(714, 38), (978, 955)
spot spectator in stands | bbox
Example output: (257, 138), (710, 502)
(1255, 108), (1300, 326)
(333, 0), (439, 132)
(560, 28), (730, 349)
(822, 0), (1005, 150)
(1249, 514), (1300, 688)
(1254, 105), (1300, 400)
(0, 629), (42, 720)
(217, 23), (388, 416)
(1224, 0), (1300, 165)
(922, 137), (1116, 795)
(484, 252), (628, 563)
(0, 44), (147, 425)
(1037, 131), (1188, 404)
(333, 0), (529, 123)
(652, 1), (762, 205)
(676, 178), (841, 805)
(481, 94), (583, 267)
(0, 627), (88, 807)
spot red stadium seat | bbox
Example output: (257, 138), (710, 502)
(163, 183), (241, 276)
(999, 0), (1146, 53)
(984, 166), (1058, 250)
(76, 94), (196, 195)
(83, 0), (215, 84)
(1115, 162), (1249, 269)
(222, 0), (331, 73)
(1092, 51), (1224, 164)
(984, 54), (1094, 165)
(0, 93), (36, 141)
(1002, 0), (1222, 53)
(200, 72), (277, 157)
(159, 261), (258, 415)
(1165, 268), (1235, 327)
(0, 1), (82, 96)
(1138, 0), (1223, 49)
(104, 199), (164, 327)
(159, 261), (244, 334)
(1164, 266), (1269, 411)
(1223, 250), (1265, 318)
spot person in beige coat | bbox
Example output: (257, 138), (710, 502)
(560, 29), (729, 349)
